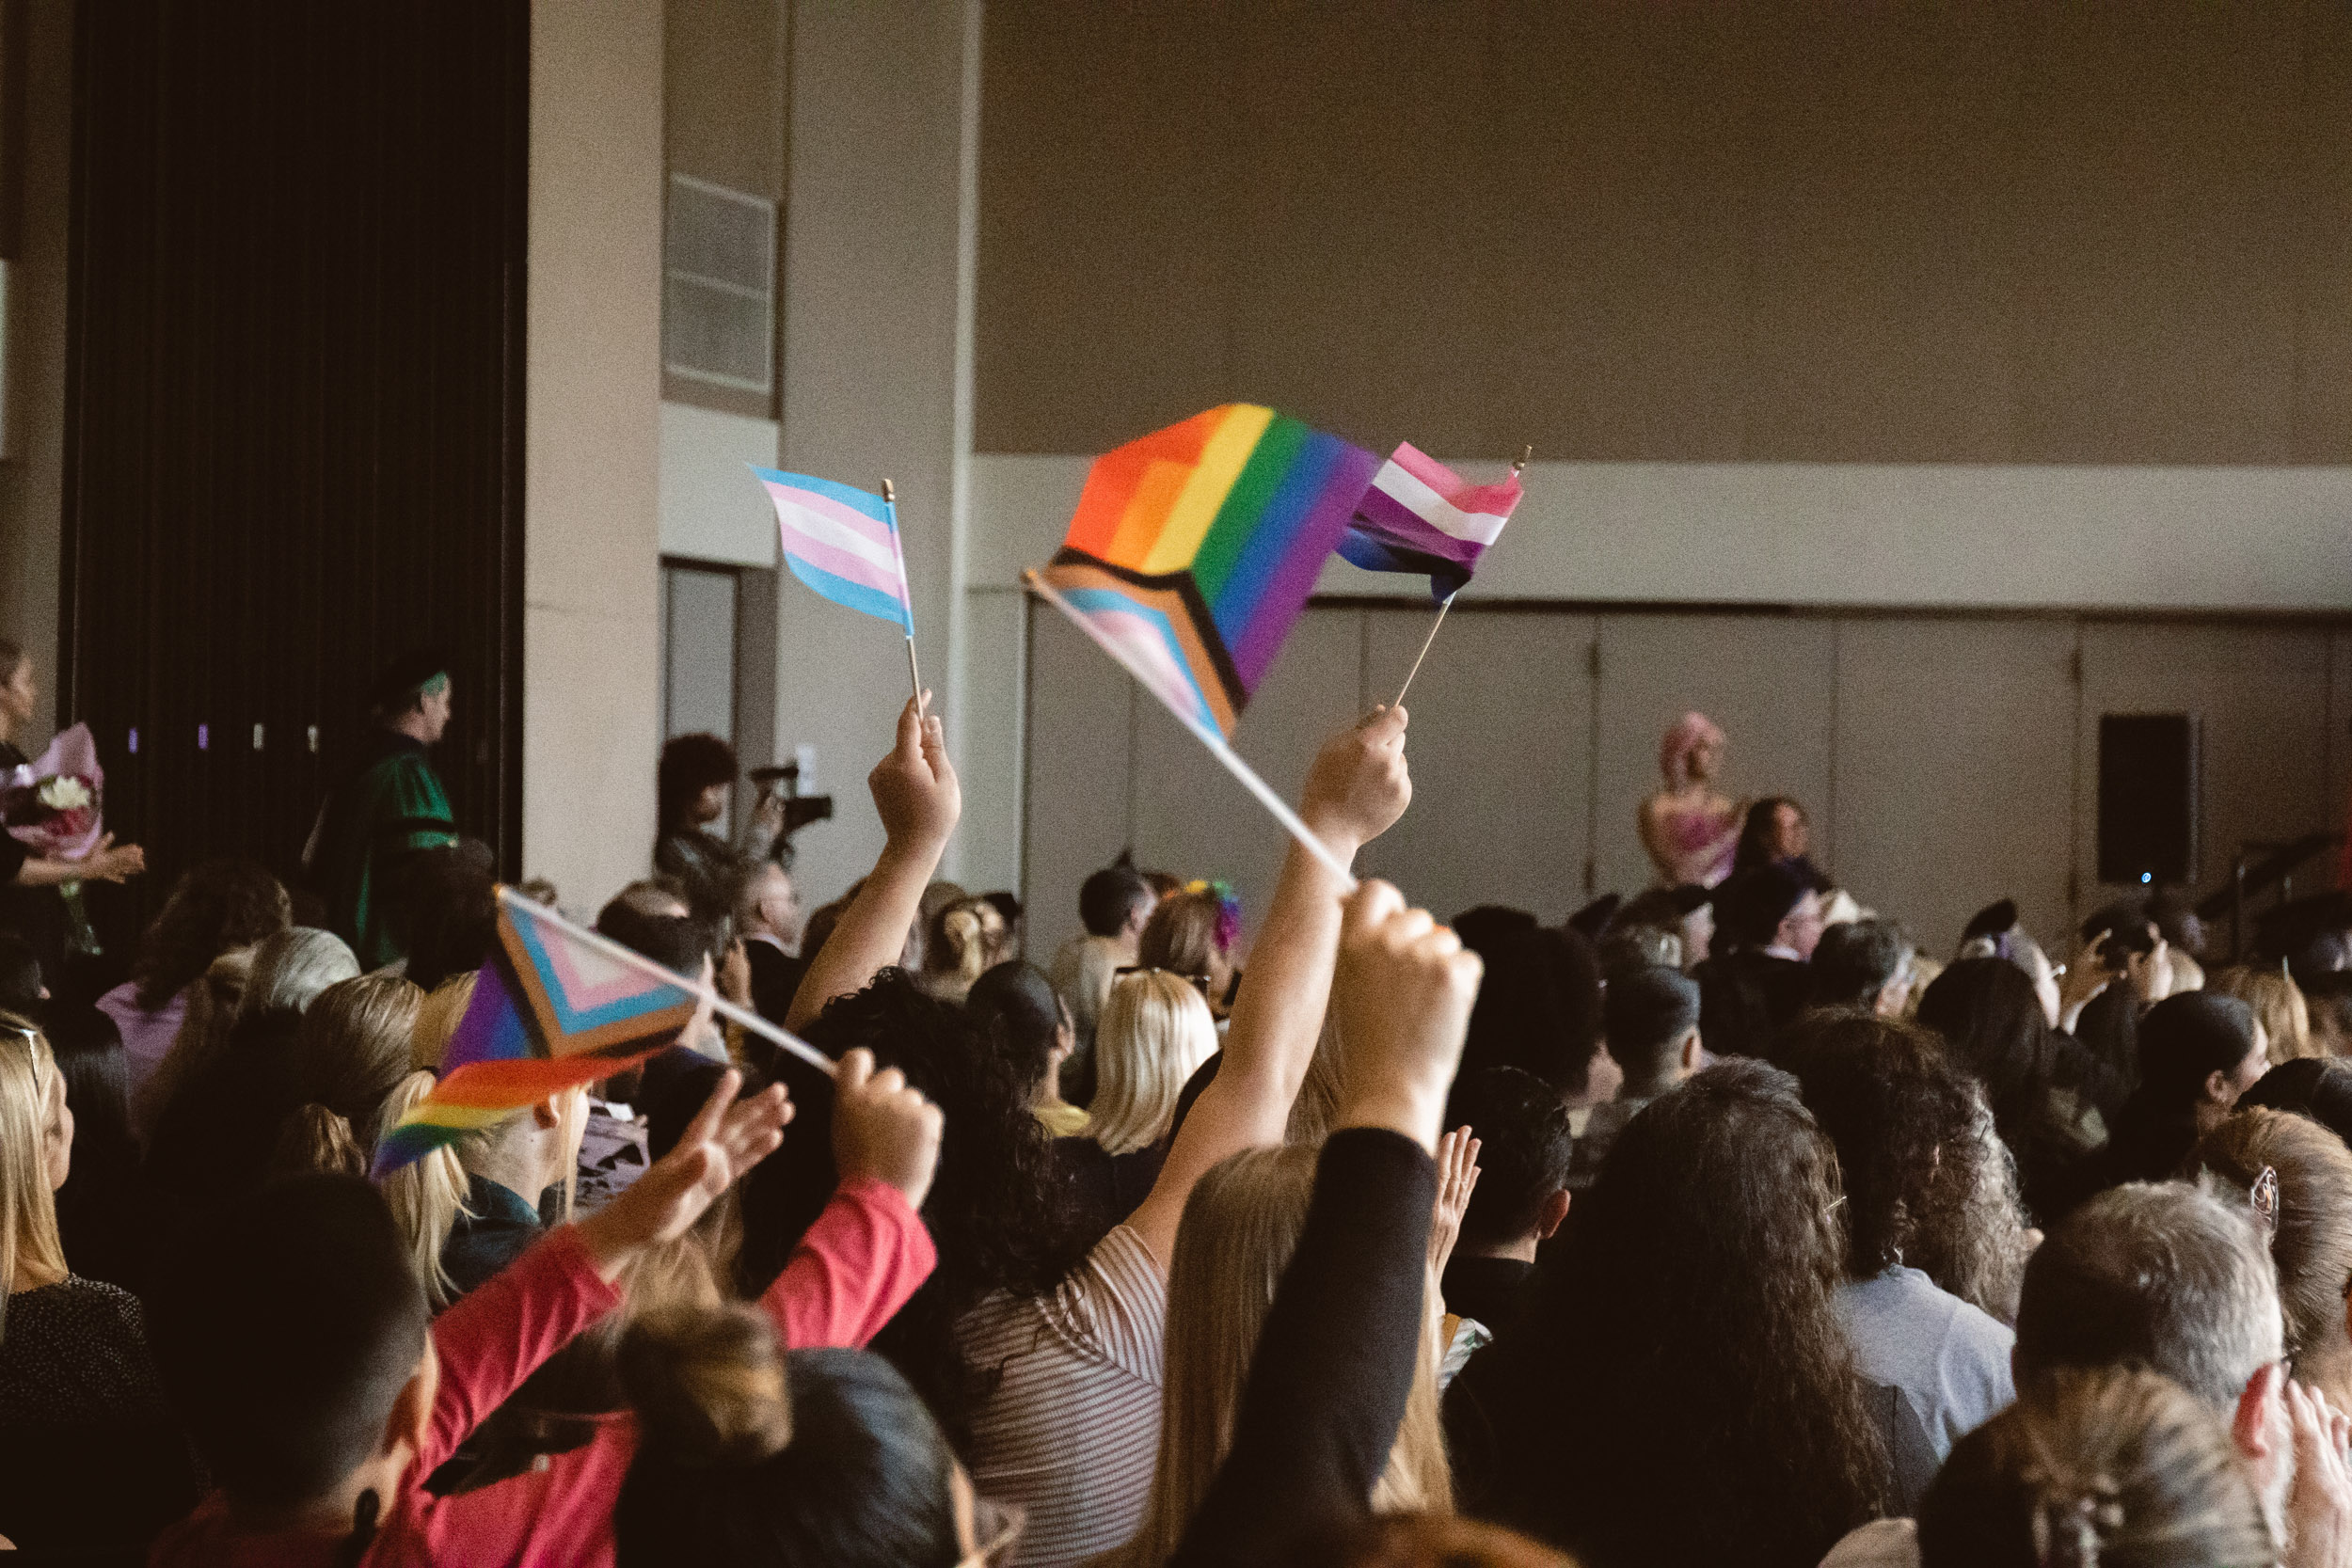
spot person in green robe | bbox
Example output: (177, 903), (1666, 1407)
(306, 651), (458, 970)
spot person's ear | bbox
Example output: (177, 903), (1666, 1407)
(2233, 1362), (2285, 1465)
(1678, 1028), (1705, 1076)
(1536, 1188), (1571, 1241)
(2205, 1068), (2233, 1106)
(532, 1098), (563, 1131)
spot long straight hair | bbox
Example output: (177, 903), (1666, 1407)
(1088, 972), (1216, 1158)
(1115, 1145), (1451, 1567)
(0, 1012), (70, 1338)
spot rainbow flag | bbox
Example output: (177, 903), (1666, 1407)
(1339, 443), (1522, 601)
(1038, 405), (1379, 737)
(372, 892), (705, 1177)
(751, 467), (914, 633)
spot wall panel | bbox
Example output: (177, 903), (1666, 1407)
(1021, 599), (1136, 962)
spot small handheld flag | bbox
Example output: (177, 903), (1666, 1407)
(1037, 404), (1381, 740)
(1339, 443), (1523, 603)
(753, 467), (914, 633)
(373, 889), (836, 1177)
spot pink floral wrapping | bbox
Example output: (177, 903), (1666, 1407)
(1, 722), (105, 860)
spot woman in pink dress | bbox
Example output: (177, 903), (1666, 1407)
(1638, 712), (1743, 888)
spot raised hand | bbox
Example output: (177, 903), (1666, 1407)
(1332, 880), (1484, 1151)
(2284, 1380), (2352, 1568)
(577, 1069), (792, 1279)
(1426, 1126), (1482, 1275)
(77, 833), (146, 883)
(1299, 705), (1412, 857)
(832, 1047), (945, 1210)
(868, 693), (961, 859)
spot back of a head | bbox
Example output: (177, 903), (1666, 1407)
(1140, 885), (1238, 978)
(1601, 966), (1700, 1096)
(0, 1012), (66, 1311)
(1079, 863), (1153, 940)
(293, 973), (426, 1145)
(965, 960), (1064, 1096)
(596, 897), (723, 977)
(1089, 970), (1216, 1157)
(1459, 917), (1606, 1100)
(616, 1325), (960, 1568)
(241, 927), (361, 1021)
(657, 732), (738, 832)
(2237, 1055), (2352, 1148)
(0, 933), (40, 1011)
(1595, 925), (1681, 980)
(2209, 965), (2313, 1064)
(1712, 863), (1807, 952)
(2190, 1107), (2352, 1384)
(1918, 1366), (2272, 1568)
(42, 1003), (133, 1154)
(2016, 1181), (2281, 1413)
(2136, 993), (2259, 1107)
(148, 1176), (430, 1510)
(925, 896), (1003, 990)
(1288, 1514), (1579, 1568)
(1809, 919), (1910, 1010)
(400, 844), (500, 993)
(135, 858), (291, 1008)
(1916, 957), (2049, 1105)
(1444, 1067), (1574, 1251)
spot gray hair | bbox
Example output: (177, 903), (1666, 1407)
(2015, 1181), (2283, 1414)
(238, 927), (361, 1020)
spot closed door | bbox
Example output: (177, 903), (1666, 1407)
(1359, 606), (1597, 925)
(1590, 613), (1837, 900)
(1831, 618), (2077, 957)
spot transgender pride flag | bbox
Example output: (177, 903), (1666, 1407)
(1339, 443), (1523, 602)
(751, 467), (915, 632)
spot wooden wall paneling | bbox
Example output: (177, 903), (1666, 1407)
(1587, 613), (1837, 904)
(2074, 623), (2334, 915)
(1829, 617), (2076, 958)
(1128, 608), (1362, 951)
(1020, 599), (1136, 962)
(63, 0), (527, 952)
(1358, 605), (1596, 926)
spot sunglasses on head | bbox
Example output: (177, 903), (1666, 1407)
(1114, 965), (1213, 999)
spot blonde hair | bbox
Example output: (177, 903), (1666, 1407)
(412, 971), (478, 1072)
(1118, 1146), (1452, 1566)
(2191, 1106), (2352, 1403)
(0, 1012), (67, 1338)
(2211, 965), (2314, 1065)
(377, 1069), (474, 1308)
(291, 972), (425, 1148)
(924, 897), (1005, 1001)
(412, 969), (586, 1226)
(1089, 972), (1217, 1157)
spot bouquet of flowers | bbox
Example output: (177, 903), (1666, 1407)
(2, 722), (108, 954)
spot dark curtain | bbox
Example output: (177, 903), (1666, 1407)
(58, 0), (527, 964)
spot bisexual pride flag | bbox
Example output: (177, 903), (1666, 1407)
(372, 890), (705, 1177)
(1036, 405), (1381, 739)
(1339, 443), (1522, 601)
(752, 467), (915, 633)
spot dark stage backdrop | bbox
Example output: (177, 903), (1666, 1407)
(59, 0), (527, 958)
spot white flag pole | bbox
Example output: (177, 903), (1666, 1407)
(1022, 570), (1359, 892)
(882, 478), (924, 716)
(1388, 445), (1530, 711)
(501, 888), (838, 1079)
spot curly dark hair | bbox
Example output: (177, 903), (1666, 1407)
(657, 733), (739, 834)
(801, 969), (1090, 1450)
(132, 860), (292, 1010)
(1450, 1059), (1891, 1568)
(1783, 1011), (2033, 1323)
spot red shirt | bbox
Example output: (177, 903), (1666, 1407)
(151, 1177), (936, 1568)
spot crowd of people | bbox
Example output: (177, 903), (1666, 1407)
(8, 640), (2352, 1568)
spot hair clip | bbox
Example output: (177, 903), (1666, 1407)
(2251, 1165), (2280, 1237)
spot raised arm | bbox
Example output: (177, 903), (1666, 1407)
(1168, 881), (1481, 1566)
(787, 696), (961, 1030)
(1126, 705), (1412, 1268)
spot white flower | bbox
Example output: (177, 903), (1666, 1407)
(37, 775), (92, 812)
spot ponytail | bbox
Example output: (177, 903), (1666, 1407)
(374, 1070), (472, 1308)
(272, 1103), (366, 1179)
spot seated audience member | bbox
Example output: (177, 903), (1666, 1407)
(1809, 918), (1915, 1016)
(1782, 1014), (2023, 1510)
(910, 709), (1407, 1566)
(1595, 922), (1679, 979)
(145, 1070), (793, 1567)
(1067, 969), (1219, 1228)
(2211, 961), (2317, 1065)
(1140, 880), (1244, 1017)
(0, 931), (41, 1009)
(982, 890), (1025, 961)
(44, 1002), (153, 1291)
(2239, 1054), (2352, 1145)
(397, 840), (500, 993)
(1439, 1067), (1572, 1337)
(1446, 1061), (1891, 1568)
(2304, 969), (2352, 1054)
(918, 893), (1007, 1004)
(1049, 859), (1156, 1095)
(1568, 965), (1702, 1190)
(446, 1090), (591, 1294)
(1729, 796), (1829, 891)
(1136, 882), (1483, 1568)
(2190, 1106), (2352, 1411)
(0, 1010), (202, 1557)
(965, 959), (1088, 1139)
(737, 860), (805, 1023)
(1455, 909), (1616, 1117)
(1693, 863), (1824, 1060)
(2099, 991), (2267, 1191)
(95, 858), (290, 1135)
(616, 1335), (998, 1568)
(1915, 1367), (2278, 1568)
(653, 731), (780, 925)
(1915, 958), (2106, 1222)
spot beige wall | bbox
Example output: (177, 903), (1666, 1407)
(977, 0), (2352, 464)
(525, 0), (667, 911)
(0, 0), (70, 742)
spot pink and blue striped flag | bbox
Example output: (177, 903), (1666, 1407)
(751, 467), (914, 632)
(1338, 444), (1522, 602)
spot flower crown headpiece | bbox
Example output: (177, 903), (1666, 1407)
(1185, 879), (1243, 953)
